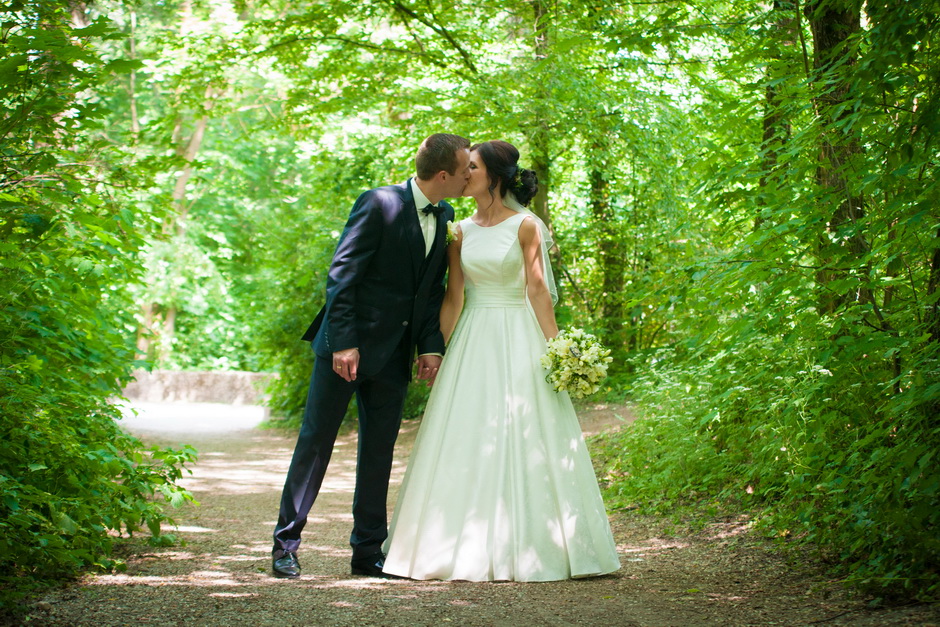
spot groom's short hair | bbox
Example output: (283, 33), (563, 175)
(416, 133), (470, 180)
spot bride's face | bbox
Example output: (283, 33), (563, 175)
(464, 151), (492, 198)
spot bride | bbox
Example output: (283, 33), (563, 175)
(382, 140), (620, 582)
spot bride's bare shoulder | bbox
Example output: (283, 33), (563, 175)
(517, 215), (540, 243)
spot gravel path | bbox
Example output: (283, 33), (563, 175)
(26, 403), (938, 626)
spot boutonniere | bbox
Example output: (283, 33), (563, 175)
(446, 220), (457, 244)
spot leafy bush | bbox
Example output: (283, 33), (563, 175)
(592, 1), (940, 601)
(0, 3), (196, 610)
(596, 265), (940, 599)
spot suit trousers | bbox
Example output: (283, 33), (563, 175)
(273, 341), (410, 559)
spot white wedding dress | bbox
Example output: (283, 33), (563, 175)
(383, 212), (621, 582)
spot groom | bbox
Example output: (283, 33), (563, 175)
(271, 133), (471, 579)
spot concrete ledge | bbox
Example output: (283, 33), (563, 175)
(123, 369), (276, 405)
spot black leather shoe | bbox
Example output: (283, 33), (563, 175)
(272, 550), (301, 578)
(350, 551), (393, 578)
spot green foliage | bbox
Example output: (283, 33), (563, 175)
(593, 0), (940, 600)
(0, 1), (195, 610)
(599, 323), (939, 597)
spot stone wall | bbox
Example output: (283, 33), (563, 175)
(123, 370), (276, 405)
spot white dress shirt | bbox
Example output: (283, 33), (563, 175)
(410, 179), (437, 256)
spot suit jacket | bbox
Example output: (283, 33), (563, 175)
(301, 180), (454, 377)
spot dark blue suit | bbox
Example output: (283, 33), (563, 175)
(273, 180), (454, 560)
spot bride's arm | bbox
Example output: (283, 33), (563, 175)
(519, 216), (559, 340)
(439, 224), (465, 344)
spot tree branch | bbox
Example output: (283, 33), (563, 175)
(386, 0), (478, 74)
(257, 34), (471, 78)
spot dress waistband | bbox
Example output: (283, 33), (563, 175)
(464, 287), (528, 308)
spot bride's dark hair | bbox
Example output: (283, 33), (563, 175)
(470, 140), (539, 207)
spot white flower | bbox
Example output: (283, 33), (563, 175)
(446, 220), (458, 244)
(541, 328), (612, 399)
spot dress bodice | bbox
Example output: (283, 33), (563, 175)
(460, 213), (527, 308)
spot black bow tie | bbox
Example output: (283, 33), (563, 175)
(421, 203), (444, 217)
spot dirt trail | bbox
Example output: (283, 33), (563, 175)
(28, 404), (937, 626)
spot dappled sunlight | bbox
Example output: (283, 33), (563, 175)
(312, 577), (455, 591)
(14, 0), (933, 618)
(313, 468), (359, 493)
(47, 401), (883, 627)
(212, 554), (266, 563)
(298, 542), (351, 559)
(307, 512), (354, 523)
(83, 566), (469, 593)
(231, 543), (270, 553)
(87, 572), (248, 587)
(172, 435), (363, 496)
(191, 570), (242, 584)
(87, 551), (473, 592)
(618, 537), (690, 558)
(75, 427), (411, 600)
(208, 592), (258, 598)
(178, 456), (294, 494)
(705, 592), (749, 603)
(702, 516), (753, 540)
(166, 525), (218, 533)
(135, 551), (199, 561)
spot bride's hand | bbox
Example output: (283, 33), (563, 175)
(416, 354), (443, 387)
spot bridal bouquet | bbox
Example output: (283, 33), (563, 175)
(540, 328), (613, 399)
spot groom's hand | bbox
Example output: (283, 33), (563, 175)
(415, 354), (442, 387)
(332, 348), (359, 382)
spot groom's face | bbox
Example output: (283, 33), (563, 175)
(442, 148), (471, 198)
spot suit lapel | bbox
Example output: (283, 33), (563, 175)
(401, 184), (425, 280)
(418, 211), (447, 281)
(427, 212), (447, 264)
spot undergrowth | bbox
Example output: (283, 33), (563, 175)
(593, 336), (939, 602)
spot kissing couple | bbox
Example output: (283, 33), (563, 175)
(271, 133), (620, 582)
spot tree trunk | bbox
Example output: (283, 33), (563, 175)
(161, 306), (177, 358)
(165, 0), (210, 235)
(529, 0), (552, 232)
(590, 166), (625, 343)
(805, 0), (868, 314)
(168, 105), (211, 233)
(626, 167), (650, 352)
(69, 1), (88, 28)
(928, 227), (940, 344)
(136, 301), (155, 358)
